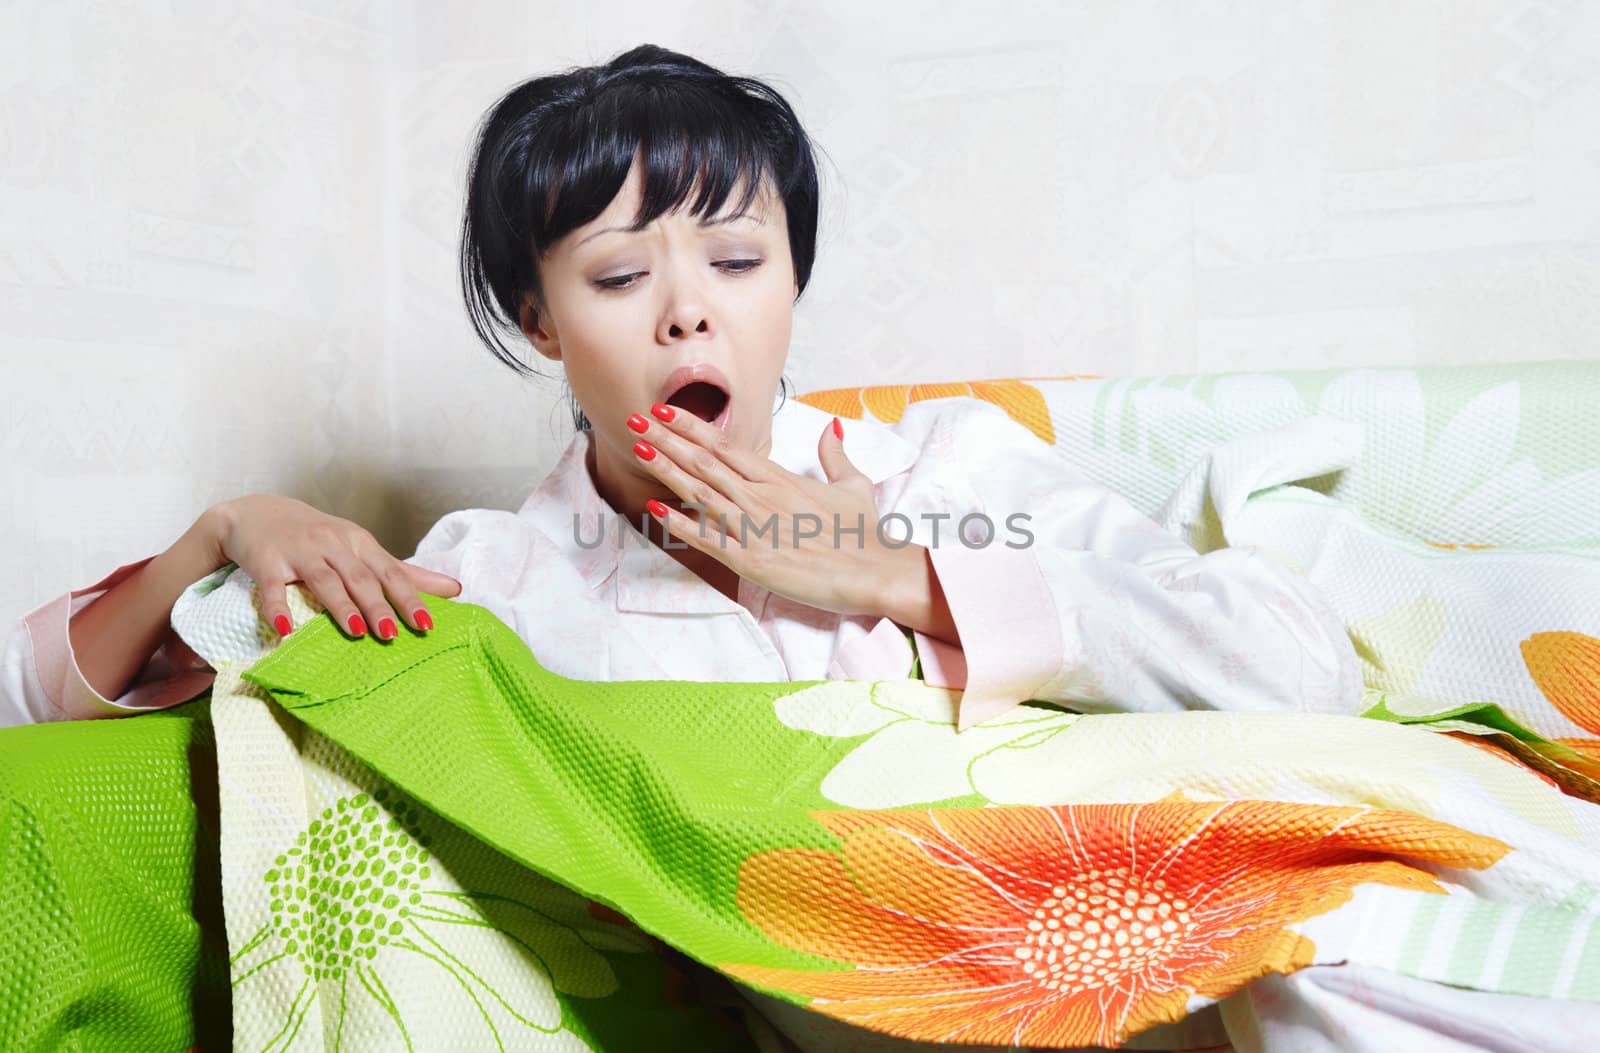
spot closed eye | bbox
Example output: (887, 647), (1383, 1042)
(594, 259), (764, 292)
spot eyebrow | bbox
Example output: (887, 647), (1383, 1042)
(576, 212), (762, 248)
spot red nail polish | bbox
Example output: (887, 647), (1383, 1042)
(347, 614), (367, 636)
(415, 608), (433, 632)
(273, 613), (292, 637)
(647, 499), (669, 518)
(627, 413), (649, 434)
(634, 440), (656, 461)
(378, 617), (397, 640)
(832, 416), (843, 440)
(651, 402), (676, 422)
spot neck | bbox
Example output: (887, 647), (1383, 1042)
(587, 435), (666, 545)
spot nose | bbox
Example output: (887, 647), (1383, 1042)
(654, 246), (716, 342)
(659, 283), (712, 341)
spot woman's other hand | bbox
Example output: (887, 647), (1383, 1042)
(207, 494), (463, 640)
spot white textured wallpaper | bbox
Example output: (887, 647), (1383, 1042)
(3, 0), (1599, 618)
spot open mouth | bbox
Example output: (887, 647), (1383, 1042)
(659, 370), (733, 431)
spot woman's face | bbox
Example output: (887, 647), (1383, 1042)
(521, 157), (798, 470)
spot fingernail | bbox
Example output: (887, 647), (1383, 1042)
(832, 416), (843, 440)
(650, 402), (676, 422)
(347, 614), (367, 636)
(273, 613), (292, 637)
(646, 499), (669, 518)
(626, 413), (649, 434)
(633, 440), (656, 461)
(414, 608), (434, 632)
(377, 617), (397, 640)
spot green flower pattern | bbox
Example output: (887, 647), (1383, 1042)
(225, 767), (614, 1051)
(249, 789), (432, 982)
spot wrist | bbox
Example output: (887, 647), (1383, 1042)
(66, 511), (232, 705)
(873, 543), (926, 625)
(184, 504), (233, 575)
(878, 543), (961, 647)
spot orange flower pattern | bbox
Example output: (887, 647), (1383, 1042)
(1519, 631), (1600, 780)
(1560, 739), (1600, 763)
(1522, 631), (1600, 739)
(721, 802), (1509, 1047)
(795, 376), (1097, 446)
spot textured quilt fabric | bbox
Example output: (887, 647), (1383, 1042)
(0, 696), (230, 1052)
(165, 566), (1596, 1051)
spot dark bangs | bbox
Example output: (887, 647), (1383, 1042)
(460, 44), (822, 384)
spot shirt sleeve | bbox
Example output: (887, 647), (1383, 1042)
(401, 507), (516, 621)
(403, 509), (480, 588)
(899, 399), (1363, 732)
(1, 557), (217, 729)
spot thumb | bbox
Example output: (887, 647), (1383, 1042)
(817, 416), (865, 485)
(407, 564), (463, 599)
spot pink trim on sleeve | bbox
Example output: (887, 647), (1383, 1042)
(23, 556), (215, 720)
(922, 541), (1064, 732)
(826, 616), (916, 682)
(912, 631), (967, 690)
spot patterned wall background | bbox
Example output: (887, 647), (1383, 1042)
(3, 0), (1599, 618)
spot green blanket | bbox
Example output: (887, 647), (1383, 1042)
(229, 595), (1600, 1050)
(0, 631), (759, 1052)
(0, 696), (230, 1051)
(11, 569), (1595, 1051)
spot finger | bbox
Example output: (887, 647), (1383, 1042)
(647, 498), (740, 560)
(406, 564), (462, 599)
(817, 416), (867, 485)
(356, 545), (455, 631)
(372, 560), (438, 634)
(254, 572), (297, 639)
(322, 544), (402, 641)
(631, 438), (747, 529)
(299, 560), (368, 638)
(642, 402), (774, 488)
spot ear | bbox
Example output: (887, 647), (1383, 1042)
(519, 297), (562, 363)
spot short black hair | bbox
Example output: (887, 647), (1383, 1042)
(460, 43), (824, 432)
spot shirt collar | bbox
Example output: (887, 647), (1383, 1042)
(517, 392), (919, 599)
